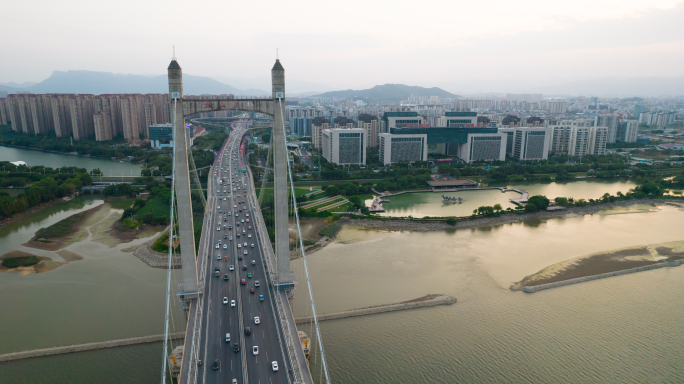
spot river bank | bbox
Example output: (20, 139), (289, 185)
(0, 195), (78, 228)
(348, 198), (683, 233)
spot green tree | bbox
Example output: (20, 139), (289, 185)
(527, 195), (550, 211)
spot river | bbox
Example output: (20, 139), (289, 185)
(2, 185), (683, 383)
(291, 204), (684, 383)
(0, 195), (182, 384)
(374, 180), (637, 218)
(0, 146), (143, 176)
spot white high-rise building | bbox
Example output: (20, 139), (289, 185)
(456, 133), (507, 163)
(511, 127), (551, 160)
(321, 128), (366, 166)
(378, 133), (428, 165)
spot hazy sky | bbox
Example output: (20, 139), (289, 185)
(2, 0), (683, 93)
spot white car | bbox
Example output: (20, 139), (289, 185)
(243, 250), (247, 255)
(252, 346), (259, 355)
(248, 234), (251, 238)
(230, 300), (236, 307)
(237, 244), (241, 248)
(217, 254), (221, 260)
(251, 244), (254, 248)
(244, 242), (248, 247)
(215, 244), (219, 249)
(229, 265), (234, 271)
(223, 245), (227, 249)
(254, 316), (260, 324)
(223, 297), (228, 305)
(223, 198), (226, 201)
(271, 361), (278, 371)
(216, 227), (220, 231)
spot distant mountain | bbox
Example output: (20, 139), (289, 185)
(211, 76), (334, 95)
(527, 76), (684, 97)
(4, 70), (268, 96)
(312, 84), (458, 101)
(0, 81), (38, 88)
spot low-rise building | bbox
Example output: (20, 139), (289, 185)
(149, 123), (173, 149)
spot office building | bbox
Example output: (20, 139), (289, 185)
(149, 123), (173, 149)
(321, 128), (366, 166)
(456, 133), (507, 163)
(511, 127), (551, 160)
(378, 133), (428, 165)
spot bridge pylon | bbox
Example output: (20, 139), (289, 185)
(168, 59), (199, 299)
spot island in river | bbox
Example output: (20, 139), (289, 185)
(511, 239), (684, 292)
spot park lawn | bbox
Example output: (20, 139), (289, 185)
(322, 202), (352, 212)
(136, 197), (170, 217)
(307, 197), (345, 208)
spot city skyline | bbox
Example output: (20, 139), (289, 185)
(2, 0), (684, 94)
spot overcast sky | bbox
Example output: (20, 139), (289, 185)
(2, 0), (683, 94)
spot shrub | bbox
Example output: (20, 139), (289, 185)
(2, 256), (40, 268)
(445, 217), (458, 226)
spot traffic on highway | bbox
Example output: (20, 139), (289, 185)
(195, 116), (292, 384)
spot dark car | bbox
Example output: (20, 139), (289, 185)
(233, 343), (240, 353)
(242, 265), (247, 270)
(213, 359), (219, 370)
(250, 288), (255, 294)
(245, 327), (251, 335)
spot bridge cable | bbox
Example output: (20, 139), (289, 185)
(161, 97), (179, 384)
(278, 97), (332, 384)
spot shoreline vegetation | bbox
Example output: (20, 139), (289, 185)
(346, 198), (682, 233)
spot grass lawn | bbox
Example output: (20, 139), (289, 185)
(136, 197), (170, 217)
(322, 203), (352, 212)
(35, 211), (88, 239)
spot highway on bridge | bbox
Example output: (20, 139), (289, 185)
(195, 119), (293, 384)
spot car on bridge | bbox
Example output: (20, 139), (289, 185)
(247, 273), (252, 278)
(259, 295), (264, 302)
(231, 300), (235, 307)
(213, 359), (219, 370)
(254, 316), (260, 324)
(229, 236), (233, 241)
(215, 244), (219, 249)
(253, 346), (259, 355)
(217, 254), (221, 260)
(254, 280), (260, 287)
(272, 361), (278, 372)
(233, 344), (240, 353)
(243, 250), (248, 255)
(229, 265), (234, 271)
(223, 297), (228, 304)
(241, 279), (246, 285)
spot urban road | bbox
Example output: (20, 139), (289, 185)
(196, 119), (292, 384)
